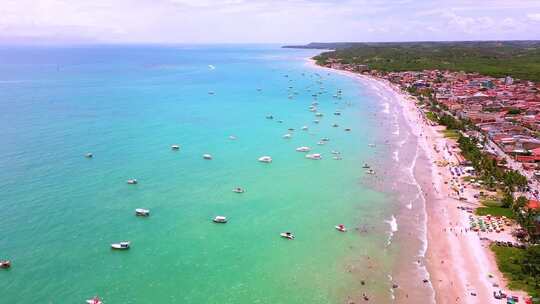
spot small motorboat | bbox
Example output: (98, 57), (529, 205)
(334, 111), (341, 116)
(0, 260), (11, 269)
(232, 187), (245, 193)
(258, 156), (272, 163)
(277, 120), (283, 123)
(86, 296), (103, 304)
(203, 154), (213, 160)
(280, 232), (295, 240)
(333, 156), (342, 160)
(229, 135), (237, 140)
(208, 91), (215, 95)
(111, 241), (130, 250)
(171, 144), (180, 150)
(283, 134), (292, 139)
(313, 120), (320, 124)
(368, 143), (376, 147)
(301, 126), (308, 131)
(366, 169), (375, 175)
(332, 151), (341, 155)
(321, 137), (330, 142)
(317, 141), (325, 146)
(335, 224), (347, 232)
(305, 153), (322, 160)
(296, 146), (311, 152)
(332, 123), (339, 128)
(135, 208), (150, 216)
(287, 128), (295, 131)
(344, 128), (351, 132)
(213, 216), (227, 223)
(315, 112), (323, 117)
(127, 179), (138, 185)
(85, 153), (93, 158)
(362, 163), (370, 169)
(266, 115), (274, 120)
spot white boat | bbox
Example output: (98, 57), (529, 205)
(362, 163), (370, 168)
(213, 216), (227, 223)
(366, 169), (375, 175)
(317, 141), (325, 145)
(232, 187), (245, 193)
(283, 134), (292, 139)
(111, 241), (130, 250)
(127, 179), (138, 185)
(171, 145), (180, 150)
(280, 232), (295, 240)
(135, 208), (150, 216)
(301, 126), (308, 131)
(332, 151), (341, 155)
(368, 143), (376, 147)
(258, 156), (272, 163)
(86, 296), (102, 304)
(0, 260), (11, 269)
(333, 156), (342, 160)
(315, 112), (323, 117)
(296, 146), (311, 152)
(203, 154), (213, 160)
(85, 153), (93, 158)
(335, 224), (347, 232)
(305, 153), (322, 160)
(229, 135), (237, 140)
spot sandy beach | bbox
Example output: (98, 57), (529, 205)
(307, 59), (528, 303)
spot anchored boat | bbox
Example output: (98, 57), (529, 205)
(258, 156), (272, 163)
(280, 232), (295, 240)
(135, 208), (150, 216)
(213, 216), (227, 223)
(111, 241), (130, 250)
(335, 224), (347, 232)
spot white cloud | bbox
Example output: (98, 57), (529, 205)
(528, 13), (540, 21)
(0, 0), (538, 44)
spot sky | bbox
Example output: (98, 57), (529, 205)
(1, 0), (540, 44)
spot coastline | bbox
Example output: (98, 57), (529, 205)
(306, 58), (527, 303)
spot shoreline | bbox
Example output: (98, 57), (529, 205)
(306, 58), (527, 303)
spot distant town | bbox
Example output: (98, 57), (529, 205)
(327, 59), (540, 182)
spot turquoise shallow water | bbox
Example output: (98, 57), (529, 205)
(0, 45), (396, 303)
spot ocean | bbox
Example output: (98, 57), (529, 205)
(0, 45), (426, 303)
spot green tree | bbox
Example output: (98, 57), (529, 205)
(501, 191), (514, 208)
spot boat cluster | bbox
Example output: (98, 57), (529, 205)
(72, 70), (366, 303)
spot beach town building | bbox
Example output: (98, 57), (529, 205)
(322, 61), (540, 174)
